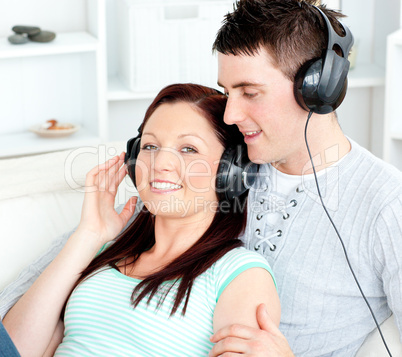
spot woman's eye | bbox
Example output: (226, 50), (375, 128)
(181, 146), (198, 153)
(142, 144), (158, 151)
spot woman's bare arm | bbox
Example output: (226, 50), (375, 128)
(213, 267), (280, 331)
(43, 319), (64, 357)
(211, 267), (282, 355)
(3, 154), (136, 356)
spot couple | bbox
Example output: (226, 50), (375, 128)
(1, 1), (402, 356)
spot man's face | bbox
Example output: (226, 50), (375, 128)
(217, 48), (309, 173)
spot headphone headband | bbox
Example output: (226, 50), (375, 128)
(313, 6), (354, 57)
(313, 5), (354, 103)
(294, 5), (354, 114)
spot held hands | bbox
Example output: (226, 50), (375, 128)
(209, 304), (294, 357)
(77, 152), (137, 245)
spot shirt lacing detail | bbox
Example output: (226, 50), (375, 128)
(256, 198), (298, 220)
(254, 229), (282, 252)
(254, 185), (303, 252)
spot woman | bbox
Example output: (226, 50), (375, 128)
(3, 84), (280, 356)
(0, 320), (20, 356)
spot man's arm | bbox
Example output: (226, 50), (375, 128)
(373, 195), (402, 338)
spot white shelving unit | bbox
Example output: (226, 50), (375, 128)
(0, 0), (106, 158)
(347, 64), (385, 88)
(105, 0), (234, 143)
(107, 76), (157, 101)
(384, 28), (402, 170)
(0, 32), (98, 58)
(334, 0), (400, 158)
(0, 0), (401, 162)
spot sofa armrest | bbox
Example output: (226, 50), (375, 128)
(356, 314), (402, 356)
(0, 142), (135, 291)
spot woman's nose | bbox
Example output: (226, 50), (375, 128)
(152, 148), (182, 173)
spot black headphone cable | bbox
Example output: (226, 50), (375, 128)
(304, 110), (392, 357)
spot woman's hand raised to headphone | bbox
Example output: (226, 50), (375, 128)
(76, 152), (137, 246)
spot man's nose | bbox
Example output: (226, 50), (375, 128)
(224, 96), (246, 126)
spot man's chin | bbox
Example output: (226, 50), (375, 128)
(247, 149), (270, 165)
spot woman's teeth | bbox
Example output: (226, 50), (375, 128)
(151, 182), (182, 190)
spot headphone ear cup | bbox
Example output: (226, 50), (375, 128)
(295, 6), (353, 115)
(216, 145), (259, 202)
(124, 136), (141, 188)
(294, 58), (324, 113)
(216, 147), (233, 201)
(294, 57), (347, 115)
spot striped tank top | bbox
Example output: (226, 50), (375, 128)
(55, 247), (275, 356)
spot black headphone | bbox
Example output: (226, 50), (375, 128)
(296, 8), (393, 355)
(294, 5), (354, 114)
(124, 129), (259, 202)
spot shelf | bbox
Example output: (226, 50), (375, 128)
(390, 133), (402, 140)
(0, 32), (99, 59)
(388, 28), (402, 44)
(107, 76), (157, 101)
(0, 128), (101, 158)
(107, 63), (385, 102)
(348, 63), (385, 88)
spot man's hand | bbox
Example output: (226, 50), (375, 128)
(209, 304), (294, 356)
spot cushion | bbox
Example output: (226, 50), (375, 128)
(0, 142), (135, 290)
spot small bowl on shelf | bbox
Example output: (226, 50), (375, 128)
(29, 120), (80, 138)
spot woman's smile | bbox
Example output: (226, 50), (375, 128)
(150, 180), (183, 193)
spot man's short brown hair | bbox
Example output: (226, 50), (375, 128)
(212, 0), (346, 81)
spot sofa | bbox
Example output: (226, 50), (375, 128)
(0, 142), (401, 356)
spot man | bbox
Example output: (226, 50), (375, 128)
(1, 1), (401, 356)
(208, 0), (402, 356)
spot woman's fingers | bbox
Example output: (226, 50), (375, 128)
(101, 153), (126, 192)
(119, 196), (138, 227)
(98, 155), (121, 192)
(109, 153), (127, 191)
(85, 153), (126, 192)
(85, 155), (117, 188)
(113, 163), (128, 191)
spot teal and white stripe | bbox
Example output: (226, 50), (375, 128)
(55, 247), (274, 356)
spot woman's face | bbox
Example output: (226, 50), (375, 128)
(135, 102), (225, 219)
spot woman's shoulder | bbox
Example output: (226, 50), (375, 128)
(215, 246), (272, 268)
(208, 246), (276, 298)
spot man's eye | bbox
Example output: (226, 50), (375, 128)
(244, 92), (257, 98)
(181, 146), (198, 153)
(142, 144), (158, 151)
